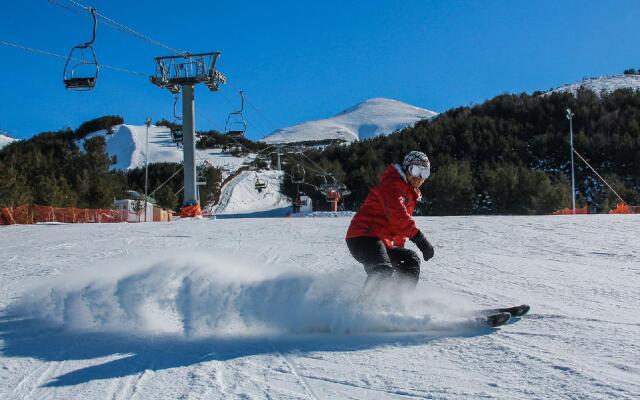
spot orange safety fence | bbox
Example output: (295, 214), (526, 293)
(180, 203), (202, 218)
(552, 206), (588, 215)
(609, 203), (640, 214)
(1, 205), (127, 225)
(609, 203), (631, 214)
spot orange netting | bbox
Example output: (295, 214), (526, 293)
(180, 203), (202, 218)
(1, 205), (127, 225)
(552, 206), (588, 215)
(608, 203), (638, 214)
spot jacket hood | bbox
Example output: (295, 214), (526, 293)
(380, 164), (422, 201)
(380, 164), (405, 183)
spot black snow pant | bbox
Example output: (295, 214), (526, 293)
(346, 236), (421, 286)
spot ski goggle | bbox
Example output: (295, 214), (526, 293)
(409, 164), (431, 179)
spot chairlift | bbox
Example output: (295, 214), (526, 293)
(291, 163), (305, 184)
(225, 91), (247, 138)
(255, 178), (267, 193)
(63, 8), (99, 91)
(170, 94), (183, 143)
(256, 152), (271, 161)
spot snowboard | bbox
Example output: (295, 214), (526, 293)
(481, 304), (530, 318)
(478, 312), (512, 327)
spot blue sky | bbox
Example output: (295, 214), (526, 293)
(2, 0), (640, 141)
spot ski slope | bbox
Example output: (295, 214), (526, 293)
(1, 215), (639, 399)
(213, 169), (291, 215)
(84, 124), (252, 174)
(261, 98), (437, 144)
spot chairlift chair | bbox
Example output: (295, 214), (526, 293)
(256, 152), (270, 161)
(63, 8), (99, 91)
(255, 178), (267, 193)
(171, 127), (183, 143)
(170, 94), (183, 142)
(291, 164), (305, 184)
(225, 91), (247, 137)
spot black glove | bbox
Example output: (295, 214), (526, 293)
(410, 230), (434, 261)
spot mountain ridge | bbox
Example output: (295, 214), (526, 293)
(261, 98), (438, 144)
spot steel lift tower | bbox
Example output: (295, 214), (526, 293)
(150, 52), (226, 214)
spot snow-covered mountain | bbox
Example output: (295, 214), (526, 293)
(546, 74), (640, 96)
(0, 134), (17, 150)
(84, 124), (252, 175)
(261, 98), (438, 144)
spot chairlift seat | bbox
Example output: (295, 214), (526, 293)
(172, 128), (183, 142)
(227, 130), (245, 138)
(64, 77), (96, 90)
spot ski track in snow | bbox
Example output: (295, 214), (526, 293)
(1, 215), (639, 399)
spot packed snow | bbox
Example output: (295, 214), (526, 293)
(84, 124), (252, 175)
(546, 74), (640, 96)
(261, 98), (438, 144)
(0, 134), (17, 151)
(1, 215), (639, 399)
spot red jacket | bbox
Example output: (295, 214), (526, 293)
(346, 164), (421, 248)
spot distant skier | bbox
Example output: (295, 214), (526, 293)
(345, 151), (434, 293)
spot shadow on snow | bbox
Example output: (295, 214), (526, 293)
(0, 312), (499, 388)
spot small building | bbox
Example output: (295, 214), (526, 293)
(113, 199), (154, 223)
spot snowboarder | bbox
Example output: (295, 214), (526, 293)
(345, 151), (434, 292)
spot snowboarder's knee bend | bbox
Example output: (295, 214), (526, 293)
(365, 263), (394, 278)
(395, 251), (421, 283)
(406, 251), (421, 269)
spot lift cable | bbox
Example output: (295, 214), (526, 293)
(299, 150), (336, 179)
(47, 0), (84, 16)
(573, 149), (627, 205)
(0, 39), (147, 77)
(47, 0), (187, 56)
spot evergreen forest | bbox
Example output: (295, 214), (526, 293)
(281, 88), (640, 215)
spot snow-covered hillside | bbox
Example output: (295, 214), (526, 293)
(1, 215), (639, 399)
(84, 124), (292, 214)
(85, 124), (252, 174)
(546, 74), (640, 96)
(0, 134), (17, 150)
(261, 98), (437, 144)
(213, 169), (291, 215)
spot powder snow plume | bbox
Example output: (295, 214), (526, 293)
(11, 253), (477, 337)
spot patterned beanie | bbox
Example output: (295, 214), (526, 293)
(402, 151), (430, 172)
